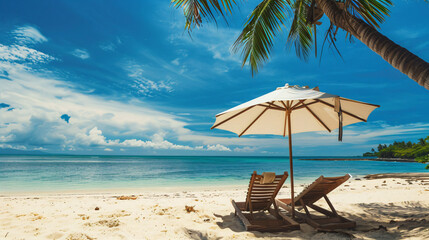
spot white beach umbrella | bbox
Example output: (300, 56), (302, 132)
(211, 84), (379, 218)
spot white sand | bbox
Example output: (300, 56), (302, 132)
(1, 177), (429, 240)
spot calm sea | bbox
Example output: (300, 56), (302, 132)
(0, 155), (426, 192)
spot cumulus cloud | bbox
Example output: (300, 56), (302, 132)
(119, 135), (194, 150)
(0, 44), (232, 153)
(76, 127), (232, 152)
(12, 26), (48, 45)
(71, 49), (90, 59)
(0, 67), (187, 152)
(206, 144), (231, 151)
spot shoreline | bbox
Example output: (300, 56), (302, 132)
(300, 157), (416, 162)
(2, 172), (429, 197)
(0, 184), (246, 197)
(364, 172), (429, 179)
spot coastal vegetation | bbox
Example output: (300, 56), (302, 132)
(363, 136), (429, 169)
(172, 0), (429, 90)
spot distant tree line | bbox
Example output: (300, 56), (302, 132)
(363, 136), (429, 169)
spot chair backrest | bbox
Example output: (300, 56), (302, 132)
(245, 171), (289, 211)
(294, 174), (350, 206)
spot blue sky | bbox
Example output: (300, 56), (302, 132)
(0, 0), (428, 156)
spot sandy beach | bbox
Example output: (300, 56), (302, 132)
(1, 175), (429, 240)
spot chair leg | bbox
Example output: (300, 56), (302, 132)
(270, 202), (281, 219)
(323, 195), (338, 216)
(273, 201), (279, 213)
(300, 199), (312, 219)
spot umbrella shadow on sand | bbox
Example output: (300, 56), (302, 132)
(213, 212), (358, 239)
(213, 201), (429, 240)
(213, 212), (308, 239)
(340, 202), (429, 239)
(213, 213), (245, 232)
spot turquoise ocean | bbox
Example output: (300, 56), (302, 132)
(0, 155), (426, 193)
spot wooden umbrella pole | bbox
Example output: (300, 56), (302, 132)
(287, 109), (295, 219)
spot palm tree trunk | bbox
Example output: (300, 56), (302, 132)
(316, 0), (429, 90)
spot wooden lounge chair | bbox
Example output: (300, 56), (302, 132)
(231, 171), (300, 232)
(275, 174), (356, 230)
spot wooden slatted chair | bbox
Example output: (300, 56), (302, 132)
(231, 171), (300, 232)
(275, 174), (356, 230)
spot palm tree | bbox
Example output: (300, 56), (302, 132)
(171, 0), (429, 90)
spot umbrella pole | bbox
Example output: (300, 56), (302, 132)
(287, 110), (295, 219)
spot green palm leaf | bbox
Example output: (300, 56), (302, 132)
(287, 0), (314, 60)
(233, 0), (292, 75)
(347, 0), (392, 28)
(171, 0), (237, 31)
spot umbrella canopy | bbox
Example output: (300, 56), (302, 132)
(212, 84), (379, 136)
(211, 84), (379, 218)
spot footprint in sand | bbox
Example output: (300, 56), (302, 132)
(89, 219), (120, 228)
(65, 233), (94, 240)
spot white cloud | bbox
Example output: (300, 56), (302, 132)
(104, 148), (113, 152)
(123, 61), (174, 95)
(0, 62), (187, 151)
(0, 46), (231, 153)
(206, 144), (231, 151)
(71, 49), (90, 59)
(0, 44), (55, 63)
(87, 127), (109, 145)
(79, 128), (232, 152)
(12, 26), (48, 45)
(34, 147), (47, 151)
(132, 77), (173, 95)
(234, 146), (257, 152)
(0, 144), (27, 150)
(119, 137), (194, 150)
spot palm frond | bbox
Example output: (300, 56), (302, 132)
(171, 0), (237, 31)
(287, 0), (314, 60)
(233, 0), (291, 75)
(347, 0), (392, 28)
(320, 23), (344, 63)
